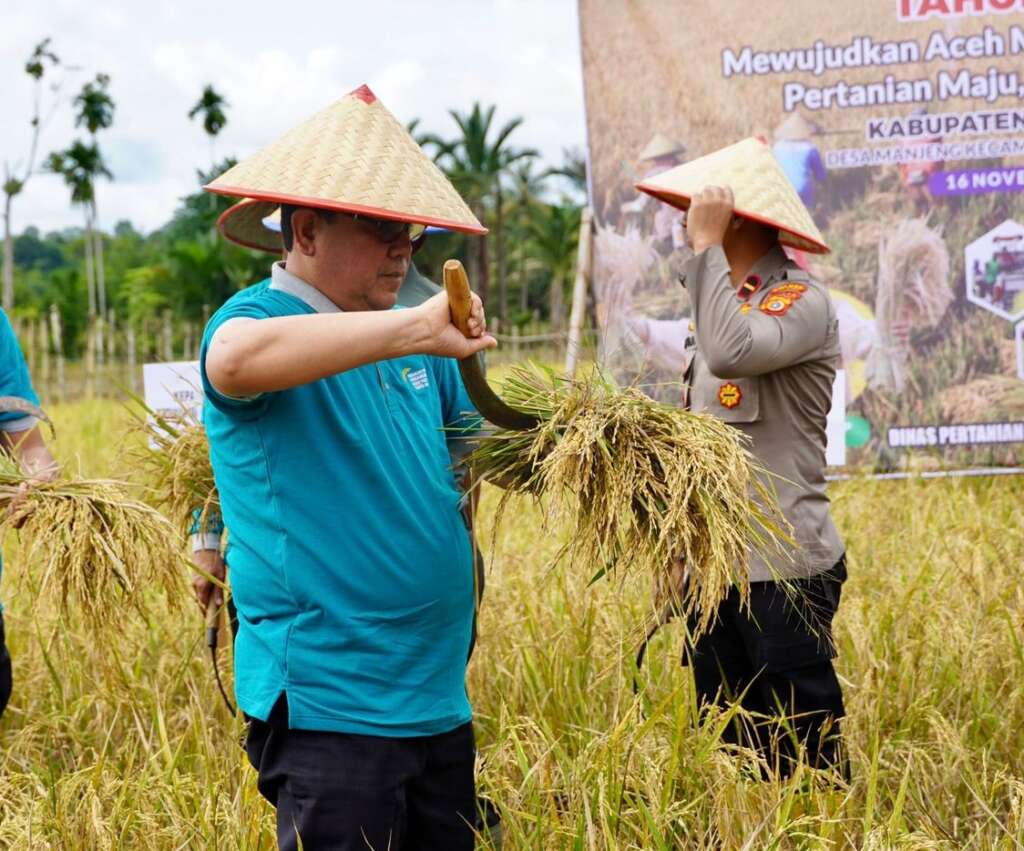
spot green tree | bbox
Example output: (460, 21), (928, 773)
(3, 38), (63, 314)
(425, 103), (537, 318)
(507, 161), (546, 317)
(528, 201), (581, 331)
(46, 140), (112, 317)
(188, 85), (229, 164)
(73, 72), (116, 317)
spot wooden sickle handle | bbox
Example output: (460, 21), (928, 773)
(443, 260), (474, 337)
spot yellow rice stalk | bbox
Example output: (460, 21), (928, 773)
(127, 402), (218, 536)
(0, 455), (184, 627)
(467, 364), (788, 634)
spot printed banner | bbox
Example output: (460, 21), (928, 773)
(579, 0), (1024, 470)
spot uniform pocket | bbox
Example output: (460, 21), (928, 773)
(693, 373), (762, 424)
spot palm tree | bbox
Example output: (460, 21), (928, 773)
(189, 85), (229, 164)
(47, 141), (112, 317)
(528, 202), (581, 332)
(73, 73), (115, 317)
(425, 103), (537, 317)
(508, 161), (546, 316)
(3, 38), (61, 314)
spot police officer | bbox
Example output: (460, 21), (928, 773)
(638, 138), (847, 777)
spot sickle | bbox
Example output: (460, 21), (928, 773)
(0, 396), (53, 434)
(443, 260), (540, 431)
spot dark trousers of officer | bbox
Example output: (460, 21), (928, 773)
(246, 697), (477, 851)
(687, 555), (848, 777)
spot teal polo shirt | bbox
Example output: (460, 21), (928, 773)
(200, 264), (479, 736)
(0, 309), (42, 607)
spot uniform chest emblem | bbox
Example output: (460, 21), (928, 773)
(759, 283), (808, 317)
(718, 382), (742, 409)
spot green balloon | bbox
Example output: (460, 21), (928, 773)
(845, 415), (871, 448)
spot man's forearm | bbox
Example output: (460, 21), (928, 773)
(207, 309), (433, 397)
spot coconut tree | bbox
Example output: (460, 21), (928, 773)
(189, 85), (229, 164)
(424, 103), (537, 317)
(46, 141), (112, 317)
(2, 39), (62, 313)
(73, 73), (115, 317)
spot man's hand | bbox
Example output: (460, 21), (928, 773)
(686, 185), (736, 255)
(192, 549), (227, 612)
(415, 291), (497, 360)
(3, 426), (58, 529)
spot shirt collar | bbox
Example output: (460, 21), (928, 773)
(269, 262), (343, 314)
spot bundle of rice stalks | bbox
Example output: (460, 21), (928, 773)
(468, 364), (787, 633)
(867, 218), (952, 393)
(127, 401), (218, 536)
(0, 454), (183, 627)
(939, 375), (1024, 422)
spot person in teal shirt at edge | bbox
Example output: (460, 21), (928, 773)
(0, 309), (58, 718)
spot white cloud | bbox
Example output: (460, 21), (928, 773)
(2, 0), (585, 235)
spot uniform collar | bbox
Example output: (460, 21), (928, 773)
(746, 244), (790, 286)
(269, 262), (343, 314)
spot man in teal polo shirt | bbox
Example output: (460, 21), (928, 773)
(200, 86), (496, 851)
(0, 309), (58, 718)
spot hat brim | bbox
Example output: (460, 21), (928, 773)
(635, 182), (830, 254)
(217, 200), (283, 254)
(205, 185), (488, 236)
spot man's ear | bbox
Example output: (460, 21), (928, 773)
(291, 209), (318, 256)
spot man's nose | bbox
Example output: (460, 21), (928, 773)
(387, 232), (412, 259)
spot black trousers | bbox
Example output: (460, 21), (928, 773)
(0, 613), (11, 719)
(246, 698), (477, 851)
(686, 556), (848, 777)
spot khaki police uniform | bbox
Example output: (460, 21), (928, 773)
(680, 243), (848, 776)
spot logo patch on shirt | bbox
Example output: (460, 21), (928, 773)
(718, 382), (742, 409)
(402, 367), (430, 390)
(759, 284), (807, 317)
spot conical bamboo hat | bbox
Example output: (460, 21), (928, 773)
(636, 137), (829, 254)
(639, 132), (686, 162)
(205, 85), (486, 235)
(774, 112), (819, 142)
(217, 200), (282, 253)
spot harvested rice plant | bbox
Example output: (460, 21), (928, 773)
(0, 398), (1021, 849)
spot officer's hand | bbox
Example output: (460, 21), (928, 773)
(687, 185), (736, 255)
(416, 291), (497, 360)
(192, 549), (227, 612)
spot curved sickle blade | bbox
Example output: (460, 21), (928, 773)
(0, 396), (53, 434)
(443, 260), (540, 431)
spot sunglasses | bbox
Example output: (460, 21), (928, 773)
(349, 213), (426, 244)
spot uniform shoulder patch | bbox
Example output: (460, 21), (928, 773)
(759, 283), (808, 317)
(718, 382), (742, 409)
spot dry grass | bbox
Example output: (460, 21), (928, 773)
(469, 364), (788, 631)
(0, 453), (183, 629)
(0, 399), (1021, 848)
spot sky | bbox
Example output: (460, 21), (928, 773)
(1, 0), (586, 236)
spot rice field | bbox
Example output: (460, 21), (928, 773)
(0, 397), (1022, 849)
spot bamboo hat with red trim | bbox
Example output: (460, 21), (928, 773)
(636, 137), (829, 254)
(204, 85), (486, 235)
(217, 199), (282, 253)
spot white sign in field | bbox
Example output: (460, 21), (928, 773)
(826, 369), (848, 468)
(142, 361), (204, 435)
